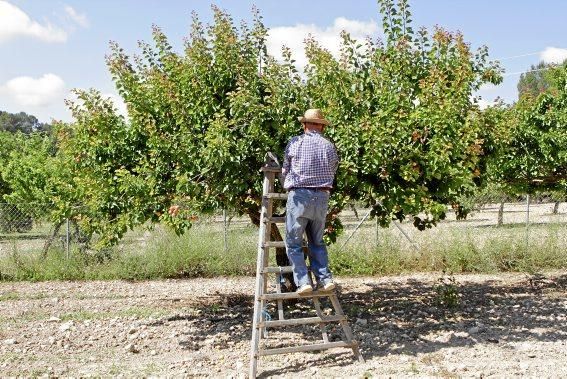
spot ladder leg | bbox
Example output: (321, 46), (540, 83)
(260, 229), (271, 338)
(329, 293), (364, 363)
(308, 270), (329, 343)
(249, 284), (263, 378)
(250, 170), (275, 378)
(260, 274), (269, 339)
(312, 297), (330, 343)
(276, 274), (285, 320)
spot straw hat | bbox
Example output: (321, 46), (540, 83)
(297, 108), (330, 126)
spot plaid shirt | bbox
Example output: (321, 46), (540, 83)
(282, 131), (339, 190)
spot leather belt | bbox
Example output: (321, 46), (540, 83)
(290, 187), (331, 192)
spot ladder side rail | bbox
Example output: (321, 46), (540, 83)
(329, 293), (365, 363)
(267, 168), (285, 321)
(308, 271), (330, 343)
(276, 272), (285, 320)
(312, 297), (330, 343)
(260, 172), (276, 338)
(249, 171), (273, 378)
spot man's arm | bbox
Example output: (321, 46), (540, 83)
(282, 139), (293, 179)
(329, 143), (339, 175)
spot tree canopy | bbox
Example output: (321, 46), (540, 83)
(0, 110), (51, 134)
(482, 63), (567, 196)
(517, 60), (567, 100)
(47, 0), (502, 249)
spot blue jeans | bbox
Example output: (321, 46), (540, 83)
(285, 188), (333, 287)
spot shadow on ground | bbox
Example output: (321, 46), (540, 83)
(167, 273), (567, 377)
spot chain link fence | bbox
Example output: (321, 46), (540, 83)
(337, 196), (567, 274)
(0, 203), (69, 259)
(0, 204), (253, 261)
(1, 198), (567, 265)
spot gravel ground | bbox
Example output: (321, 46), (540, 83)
(0, 272), (566, 378)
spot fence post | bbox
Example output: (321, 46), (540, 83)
(525, 194), (530, 251)
(339, 208), (372, 250)
(223, 209), (228, 252)
(66, 218), (70, 259)
(375, 216), (379, 249)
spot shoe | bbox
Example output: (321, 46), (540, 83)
(321, 281), (336, 291)
(297, 284), (313, 295)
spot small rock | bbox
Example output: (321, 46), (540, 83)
(125, 343), (139, 353)
(48, 337), (56, 345)
(236, 360), (244, 370)
(467, 326), (480, 334)
(356, 318), (368, 326)
(48, 316), (61, 323)
(128, 327), (137, 335)
(520, 362), (529, 370)
(516, 343), (532, 351)
(150, 350), (157, 356)
(4, 338), (17, 345)
(59, 321), (73, 332)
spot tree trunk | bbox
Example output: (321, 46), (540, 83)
(553, 201), (560, 215)
(41, 221), (64, 259)
(497, 200), (504, 226)
(71, 219), (90, 253)
(350, 203), (359, 220)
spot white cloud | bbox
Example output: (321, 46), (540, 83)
(103, 93), (128, 118)
(1, 73), (66, 107)
(540, 47), (567, 65)
(66, 91), (128, 119)
(0, 0), (67, 43)
(476, 98), (498, 110)
(64, 5), (89, 28)
(267, 17), (379, 69)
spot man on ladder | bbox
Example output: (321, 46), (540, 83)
(249, 110), (362, 377)
(282, 108), (339, 295)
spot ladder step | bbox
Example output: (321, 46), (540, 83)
(264, 193), (288, 200)
(259, 315), (346, 328)
(262, 266), (293, 274)
(260, 166), (282, 173)
(263, 241), (286, 248)
(258, 341), (357, 356)
(261, 291), (334, 301)
(264, 216), (285, 224)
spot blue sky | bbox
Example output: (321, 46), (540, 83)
(1, 0), (566, 122)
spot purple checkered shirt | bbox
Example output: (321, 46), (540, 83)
(282, 131), (339, 190)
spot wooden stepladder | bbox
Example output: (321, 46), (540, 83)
(249, 158), (363, 378)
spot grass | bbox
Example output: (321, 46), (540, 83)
(0, 306), (171, 328)
(0, 291), (21, 301)
(58, 306), (170, 321)
(0, 206), (566, 282)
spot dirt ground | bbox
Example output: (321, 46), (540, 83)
(0, 272), (566, 378)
